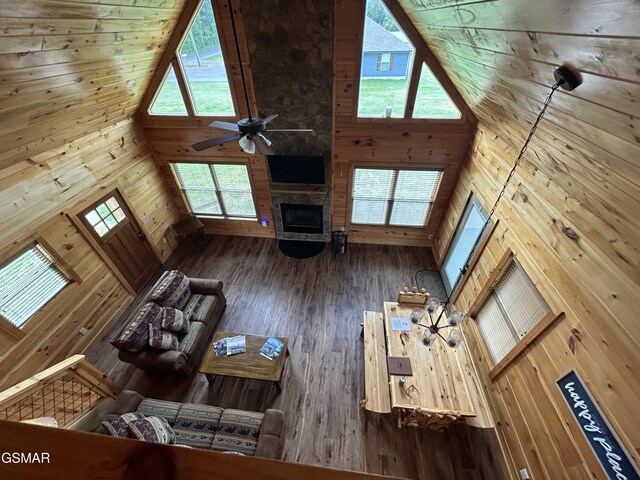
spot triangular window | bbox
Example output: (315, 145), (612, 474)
(149, 0), (235, 117)
(357, 0), (460, 120)
(413, 63), (460, 119)
(149, 65), (187, 115)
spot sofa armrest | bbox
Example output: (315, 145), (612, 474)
(111, 390), (145, 415)
(117, 348), (192, 376)
(189, 277), (224, 297)
(255, 409), (285, 459)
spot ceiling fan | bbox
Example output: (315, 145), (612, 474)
(191, 2), (312, 156)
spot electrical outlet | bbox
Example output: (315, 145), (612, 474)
(428, 234), (434, 240)
(142, 214), (149, 224)
(519, 468), (530, 480)
(79, 327), (88, 335)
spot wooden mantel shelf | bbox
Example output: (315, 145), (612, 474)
(269, 183), (328, 194)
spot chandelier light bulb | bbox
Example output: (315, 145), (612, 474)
(446, 329), (463, 349)
(422, 330), (435, 346)
(426, 297), (440, 314)
(447, 310), (463, 327)
(410, 308), (424, 324)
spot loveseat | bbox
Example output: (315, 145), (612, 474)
(111, 270), (226, 375)
(96, 390), (285, 459)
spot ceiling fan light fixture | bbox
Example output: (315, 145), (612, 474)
(239, 135), (256, 154)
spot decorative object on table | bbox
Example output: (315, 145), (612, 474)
(259, 337), (285, 360)
(415, 270), (447, 301)
(397, 287), (428, 306)
(411, 66), (581, 350)
(387, 356), (413, 376)
(390, 317), (411, 331)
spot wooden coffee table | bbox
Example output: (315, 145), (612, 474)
(200, 332), (289, 392)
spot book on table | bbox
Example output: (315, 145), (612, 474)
(259, 337), (284, 360)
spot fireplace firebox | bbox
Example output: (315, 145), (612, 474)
(281, 204), (323, 234)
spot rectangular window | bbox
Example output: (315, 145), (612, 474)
(172, 162), (256, 218)
(0, 244), (71, 328)
(475, 258), (551, 365)
(351, 168), (441, 227)
(377, 53), (393, 71)
(441, 194), (489, 294)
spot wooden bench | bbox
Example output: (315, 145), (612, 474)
(361, 311), (391, 414)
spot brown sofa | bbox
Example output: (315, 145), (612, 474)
(96, 390), (285, 459)
(112, 271), (226, 375)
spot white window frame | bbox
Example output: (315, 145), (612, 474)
(349, 167), (442, 228)
(0, 243), (72, 329)
(473, 254), (556, 377)
(172, 162), (257, 219)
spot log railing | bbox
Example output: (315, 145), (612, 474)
(0, 354), (120, 428)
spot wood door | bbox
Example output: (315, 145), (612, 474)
(79, 191), (159, 291)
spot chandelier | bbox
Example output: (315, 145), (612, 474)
(411, 66), (580, 349)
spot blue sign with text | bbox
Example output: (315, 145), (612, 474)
(557, 370), (639, 480)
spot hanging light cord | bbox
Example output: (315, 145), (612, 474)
(434, 81), (562, 327)
(228, 0), (253, 120)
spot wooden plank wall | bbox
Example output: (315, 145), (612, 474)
(332, 0), (476, 247)
(139, 0), (275, 238)
(399, 0), (640, 477)
(0, 0), (184, 383)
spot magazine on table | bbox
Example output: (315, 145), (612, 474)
(226, 335), (246, 355)
(213, 335), (246, 356)
(259, 337), (284, 360)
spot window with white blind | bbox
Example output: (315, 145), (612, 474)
(0, 244), (71, 328)
(475, 257), (551, 365)
(172, 162), (256, 218)
(351, 168), (441, 227)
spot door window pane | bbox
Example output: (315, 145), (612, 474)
(177, 0), (235, 116)
(85, 196), (126, 237)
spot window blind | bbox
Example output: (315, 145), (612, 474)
(351, 168), (441, 226)
(0, 244), (70, 328)
(475, 257), (551, 365)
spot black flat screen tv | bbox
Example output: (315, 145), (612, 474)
(267, 155), (325, 185)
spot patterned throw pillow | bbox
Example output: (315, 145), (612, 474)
(128, 416), (176, 444)
(149, 271), (191, 310)
(148, 322), (179, 351)
(102, 412), (146, 438)
(112, 303), (162, 352)
(161, 307), (189, 334)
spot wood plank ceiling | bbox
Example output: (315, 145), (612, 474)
(394, 0), (640, 478)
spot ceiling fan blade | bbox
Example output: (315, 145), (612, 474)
(263, 114), (278, 125)
(192, 132), (242, 152)
(252, 134), (274, 155)
(208, 120), (239, 131)
(265, 129), (314, 132)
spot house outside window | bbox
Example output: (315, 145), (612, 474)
(350, 168), (441, 227)
(172, 162), (257, 219)
(0, 244), (71, 328)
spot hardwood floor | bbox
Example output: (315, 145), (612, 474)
(87, 235), (506, 479)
